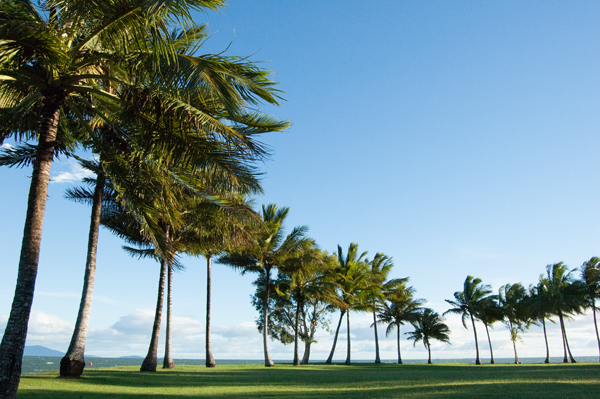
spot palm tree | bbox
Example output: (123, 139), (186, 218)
(474, 295), (502, 364)
(365, 253), (405, 364)
(544, 262), (584, 363)
(498, 283), (529, 364)
(580, 257), (600, 362)
(219, 204), (311, 367)
(406, 308), (451, 364)
(324, 243), (369, 365)
(376, 284), (424, 364)
(444, 276), (492, 365)
(523, 280), (554, 363)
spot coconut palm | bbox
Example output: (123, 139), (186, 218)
(523, 280), (554, 363)
(376, 284), (424, 364)
(324, 243), (369, 365)
(406, 308), (451, 364)
(498, 283), (529, 364)
(580, 257), (600, 361)
(444, 276), (492, 365)
(218, 204), (311, 367)
(365, 253), (405, 364)
(474, 295), (502, 364)
(544, 262), (585, 363)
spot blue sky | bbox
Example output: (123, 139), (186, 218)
(1, 1), (600, 362)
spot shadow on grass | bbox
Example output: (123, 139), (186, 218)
(18, 363), (600, 399)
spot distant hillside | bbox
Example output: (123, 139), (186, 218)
(23, 345), (64, 357)
(120, 355), (143, 359)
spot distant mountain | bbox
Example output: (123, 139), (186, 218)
(23, 345), (64, 357)
(119, 355), (143, 359)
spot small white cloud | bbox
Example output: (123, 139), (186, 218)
(50, 160), (95, 184)
(1, 143), (13, 150)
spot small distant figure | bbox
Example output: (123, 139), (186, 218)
(89, 362), (93, 366)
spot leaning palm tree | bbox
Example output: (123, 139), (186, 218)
(544, 262), (585, 363)
(498, 283), (529, 364)
(474, 295), (502, 364)
(376, 284), (424, 364)
(523, 280), (555, 363)
(365, 253), (405, 364)
(406, 308), (451, 364)
(219, 204), (311, 367)
(580, 257), (600, 362)
(324, 243), (369, 365)
(444, 276), (492, 365)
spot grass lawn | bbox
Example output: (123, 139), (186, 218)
(17, 362), (600, 398)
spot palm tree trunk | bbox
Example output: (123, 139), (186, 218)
(509, 321), (520, 364)
(0, 93), (63, 398)
(561, 316), (576, 363)
(326, 310), (345, 364)
(558, 312), (568, 363)
(60, 171), (105, 378)
(263, 267), (275, 367)
(373, 308), (380, 363)
(542, 317), (550, 363)
(484, 323), (494, 364)
(163, 264), (174, 369)
(293, 298), (301, 366)
(140, 258), (167, 372)
(345, 311), (351, 365)
(592, 300), (600, 362)
(470, 313), (481, 365)
(427, 343), (432, 364)
(205, 256), (216, 368)
(397, 324), (402, 364)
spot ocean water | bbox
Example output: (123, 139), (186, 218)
(21, 356), (599, 375)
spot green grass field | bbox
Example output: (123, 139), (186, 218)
(17, 363), (600, 398)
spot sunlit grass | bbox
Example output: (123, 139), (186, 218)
(17, 362), (600, 398)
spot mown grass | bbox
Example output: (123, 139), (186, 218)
(17, 362), (600, 398)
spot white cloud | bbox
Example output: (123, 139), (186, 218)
(1, 143), (13, 150)
(50, 159), (95, 184)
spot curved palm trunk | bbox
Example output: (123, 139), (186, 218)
(163, 265), (174, 369)
(542, 317), (550, 363)
(205, 256), (216, 367)
(592, 300), (600, 362)
(326, 310), (346, 364)
(140, 258), (167, 372)
(469, 313), (481, 365)
(560, 316), (576, 363)
(372, 308), (380, 363)
(558, 312), (568, 363)
(397, 324), (403, 364)
(509, 321), (520, 364)
(263, 267), (275, 367)
(293, 299), (301, 366)
(427, 342), (432, 364)
(484, 323), (495, 364)
(60, 172), (105, 378)
(301, 310), (311, 364)
(345, 311), (351, 365)
(0, 95), (63, 398)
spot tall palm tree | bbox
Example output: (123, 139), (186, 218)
(219, 204), (311, 367)
(474, 295), (502, 364)
(365, 253), (405, 364)
(376, 284), (424, 364)
(523, 280), (554, 363)
(498, 283), (529, 364)
(580, 257), (600, 362)
(406, 308), (451, 364)
(544, 262), (585, 363)
(444, 275), (492, 365)
(324, 243), (369, 365)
